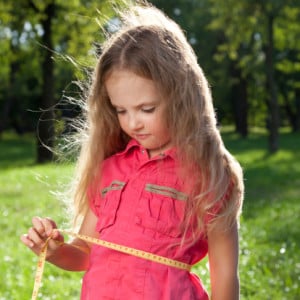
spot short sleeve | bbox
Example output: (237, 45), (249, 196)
(87, 181), (101, 217)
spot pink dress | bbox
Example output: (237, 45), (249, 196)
(81, 139), (209, 299)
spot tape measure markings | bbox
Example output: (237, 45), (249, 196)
(31, 229), (192, 300)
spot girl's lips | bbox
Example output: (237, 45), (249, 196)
(135, 134), (150, 140)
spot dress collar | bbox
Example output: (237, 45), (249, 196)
(116, 139), (177, 160)
(116, 139), (140, 156)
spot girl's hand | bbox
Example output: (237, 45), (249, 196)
(20, 217), (64, 258)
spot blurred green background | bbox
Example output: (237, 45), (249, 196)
(0, 0), (299, 299)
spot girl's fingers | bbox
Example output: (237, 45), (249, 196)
(20, 231), (44, 255)
(21, 216), (63, 256)
(50, 229), (64, 243)
(28, 227), (45, 246)
(42, 217), (58, 236)
(32, 216), (47, 238)
(31, 216), (57, 238)
(41, 218), (64, 244)
(20, 233), (34, 248)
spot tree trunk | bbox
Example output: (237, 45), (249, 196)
(265, 14), (279, 152)
(282, 90), (300, 132)
(295, 88), (300, 132)
(0, 44), (19, 134)
(230, 62), (248, 137)
(37, 1), (56, 163)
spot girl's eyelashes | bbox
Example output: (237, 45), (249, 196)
(114, 107), (156, 114)
(113, 106), (126, 114)
(116, 109), (126, 114)
(141, 107), (155, 113)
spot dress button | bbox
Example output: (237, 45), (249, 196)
(135, 216), (142, 224)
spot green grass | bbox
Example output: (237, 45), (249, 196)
(0, 132), (81, 299)
(223, 127), (299, 300)
(0, 129), (299, 299)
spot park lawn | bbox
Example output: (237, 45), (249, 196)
(0, 129), (299, 299)
(0, 133), (82, 299)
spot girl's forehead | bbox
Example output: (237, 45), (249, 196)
(106, 70), (163, 103)
(106, 69), (150, 85)
(107, 68), (148, 80)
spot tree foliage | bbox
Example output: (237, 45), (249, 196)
(0, 0), (299, 159)
(0, 0), (123, 162)
(151, 0), (300, 150)
(212, 0), (300, 150)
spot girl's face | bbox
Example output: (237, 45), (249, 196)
(106, 69), (172, 158)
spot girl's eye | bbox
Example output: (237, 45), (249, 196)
(115, 109), (126, 114)
(142, 107), (155, 113)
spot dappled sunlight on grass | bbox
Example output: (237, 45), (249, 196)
(1, 128), (299, 299)
(221, 127), (300, 299)
(0, 163), (80, 299)
(0, 131), (36, 169)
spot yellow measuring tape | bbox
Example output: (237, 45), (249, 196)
(31, 229), (192, 299)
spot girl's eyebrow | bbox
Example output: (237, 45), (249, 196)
(111, 100), (159, 109)
(135, 101), (158, 108)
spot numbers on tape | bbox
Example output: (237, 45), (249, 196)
(31, 229), (192, 299)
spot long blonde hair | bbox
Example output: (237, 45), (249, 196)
(70, 2), (244, 238)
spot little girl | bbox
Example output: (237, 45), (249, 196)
(21, 3), (244, 300)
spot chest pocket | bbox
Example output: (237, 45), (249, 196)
(96, 180), (126, 233)
(135, 183), (188, 238)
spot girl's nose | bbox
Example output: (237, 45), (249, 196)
(128, 114), (142, 130)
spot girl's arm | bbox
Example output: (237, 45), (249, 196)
(207, 221), (240, 300)
(20, 208), (99, 272)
